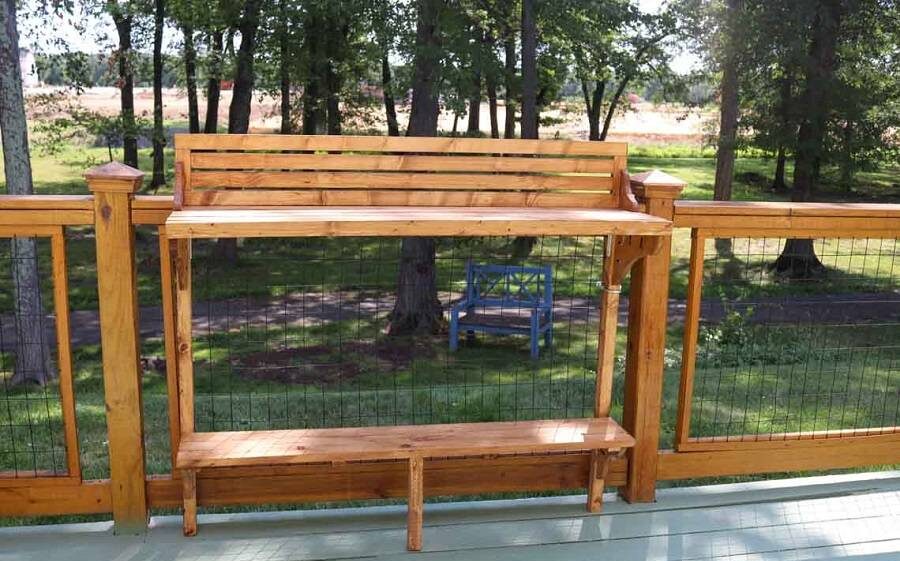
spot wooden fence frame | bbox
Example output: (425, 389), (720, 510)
(672, 201), (900, 456)
(1, 179), (899, 531)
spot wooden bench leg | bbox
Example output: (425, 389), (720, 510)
(407, 455), (424, 551)
(587, 450), (612, 513)
(182, 469), (198, 536)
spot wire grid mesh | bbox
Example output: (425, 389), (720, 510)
(189, 235), (611, 432)
(689, 236), (900, 441)
(0, 236), (68, 477)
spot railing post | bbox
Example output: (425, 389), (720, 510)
(85, 162), (147, 534)
(620, 170), (684, 503)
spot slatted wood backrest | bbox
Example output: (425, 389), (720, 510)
(173, 134), (630, 209)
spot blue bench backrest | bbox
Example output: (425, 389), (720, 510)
(465, 262), (553, 309)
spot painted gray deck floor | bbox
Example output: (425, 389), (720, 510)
(3, 471), (900, 561)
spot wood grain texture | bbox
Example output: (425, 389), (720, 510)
(658, 438), (900, 480)
(173, 238), (194, 434)
(147, 454), (629, 508)
(675, 230), (705, 449)
(182, 190), (618, 209)
(175, 133), (628, 156)
(164, 207), (671, 239)
(190, 170), (613, 192)
(90, 188), (148, 533)
(677, 428), (900, 452)
(675, 200), (900, 218)
(175, 134), (627, 209)
(620, 195), (679, 504)
(175, 419), (635, 469)
(594, 286), (620, 418)
(587, 450), (612, 513)
(407, 455), (424, 551)
(181, 470), (197, 536)
(50, 228), (80, 479)
(158, 229), (182, 465)
(192, 152), (617, 173)
(0, 481), (111, 516)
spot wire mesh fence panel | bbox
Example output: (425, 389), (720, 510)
(189, 236), (613, 432)
(689, 236), (900, 441)
(0, 237), (69, 477)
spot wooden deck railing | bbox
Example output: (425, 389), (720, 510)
(0, 179), (898, 531)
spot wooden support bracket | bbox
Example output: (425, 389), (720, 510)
(618, 170), (641, 212)
(604, 234), (663, 288)
(595, 235), (663, 418)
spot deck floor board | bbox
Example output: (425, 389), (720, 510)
(2, 471), (899, 561)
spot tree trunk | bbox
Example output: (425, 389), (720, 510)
(772, 1), (843, 278)
(516, 2), (540, 256)
(391, 0), (445, 336)
(466, 71), (481, 135)
(220, 0), (262, 263)
(771, 73), (792, 191)
(406, 0), (442, 138)
(772, 144), (788, 191)
(301, 10), (325, 134)
(203, 30), (223, 133)
(713, 0), (741, 204)
(582, 79), (604, 141)
(486, 71), (499, 138)
(519, 0), (538, 139)
(503, 36), (516, 139)
(600, 77), (629, 141)
(111, 8), (138, 168)
(381, 55), (400, 136)
(151, 0), (166, 190)
(0, 0), (54, 386)
(183, 25), (199, 133)
(326, 75), (341, 136)
(279, 0), (291, 134)
(227, 0), (263, 134)
(840, 121), (854, 190)
(302, 72), (322, 134)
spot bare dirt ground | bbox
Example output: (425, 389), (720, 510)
(2, 292), (897, 355)
(27, 86), (713, 145)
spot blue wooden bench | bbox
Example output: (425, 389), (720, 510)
(449, 262), (553, 359)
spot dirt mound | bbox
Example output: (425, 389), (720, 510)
(232, 338), (437, 385)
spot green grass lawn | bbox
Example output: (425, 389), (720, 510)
(1, 140), (898, 524)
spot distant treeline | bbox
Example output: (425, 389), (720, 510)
(35, 52), (181, 89)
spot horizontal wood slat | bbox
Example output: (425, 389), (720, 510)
(658, 438), (900, 480)
(0, 481), (111, 516)
(175, 134), (628, 208)
(164, 206), (671, 238)
(148, 455), (629, 508)
(183, 190), (618, 208)
(176, 134), (628, 156)
(176, 419), (635, 469)
(678, 428), (900, 452)
(190, 171), (613, 192)
(675, 200), (900, 218)
(192, 153), (617, 173)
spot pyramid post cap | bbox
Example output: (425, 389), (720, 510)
(629, 169), (686, 187)
(84, 162), (144, 194)
(629, 169), (685, 200)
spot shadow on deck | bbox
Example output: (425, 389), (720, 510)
(3, 471), (900, 561)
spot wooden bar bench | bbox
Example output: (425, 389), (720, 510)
(163, 133), (674, 551)
(176, 419), (634, 549)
